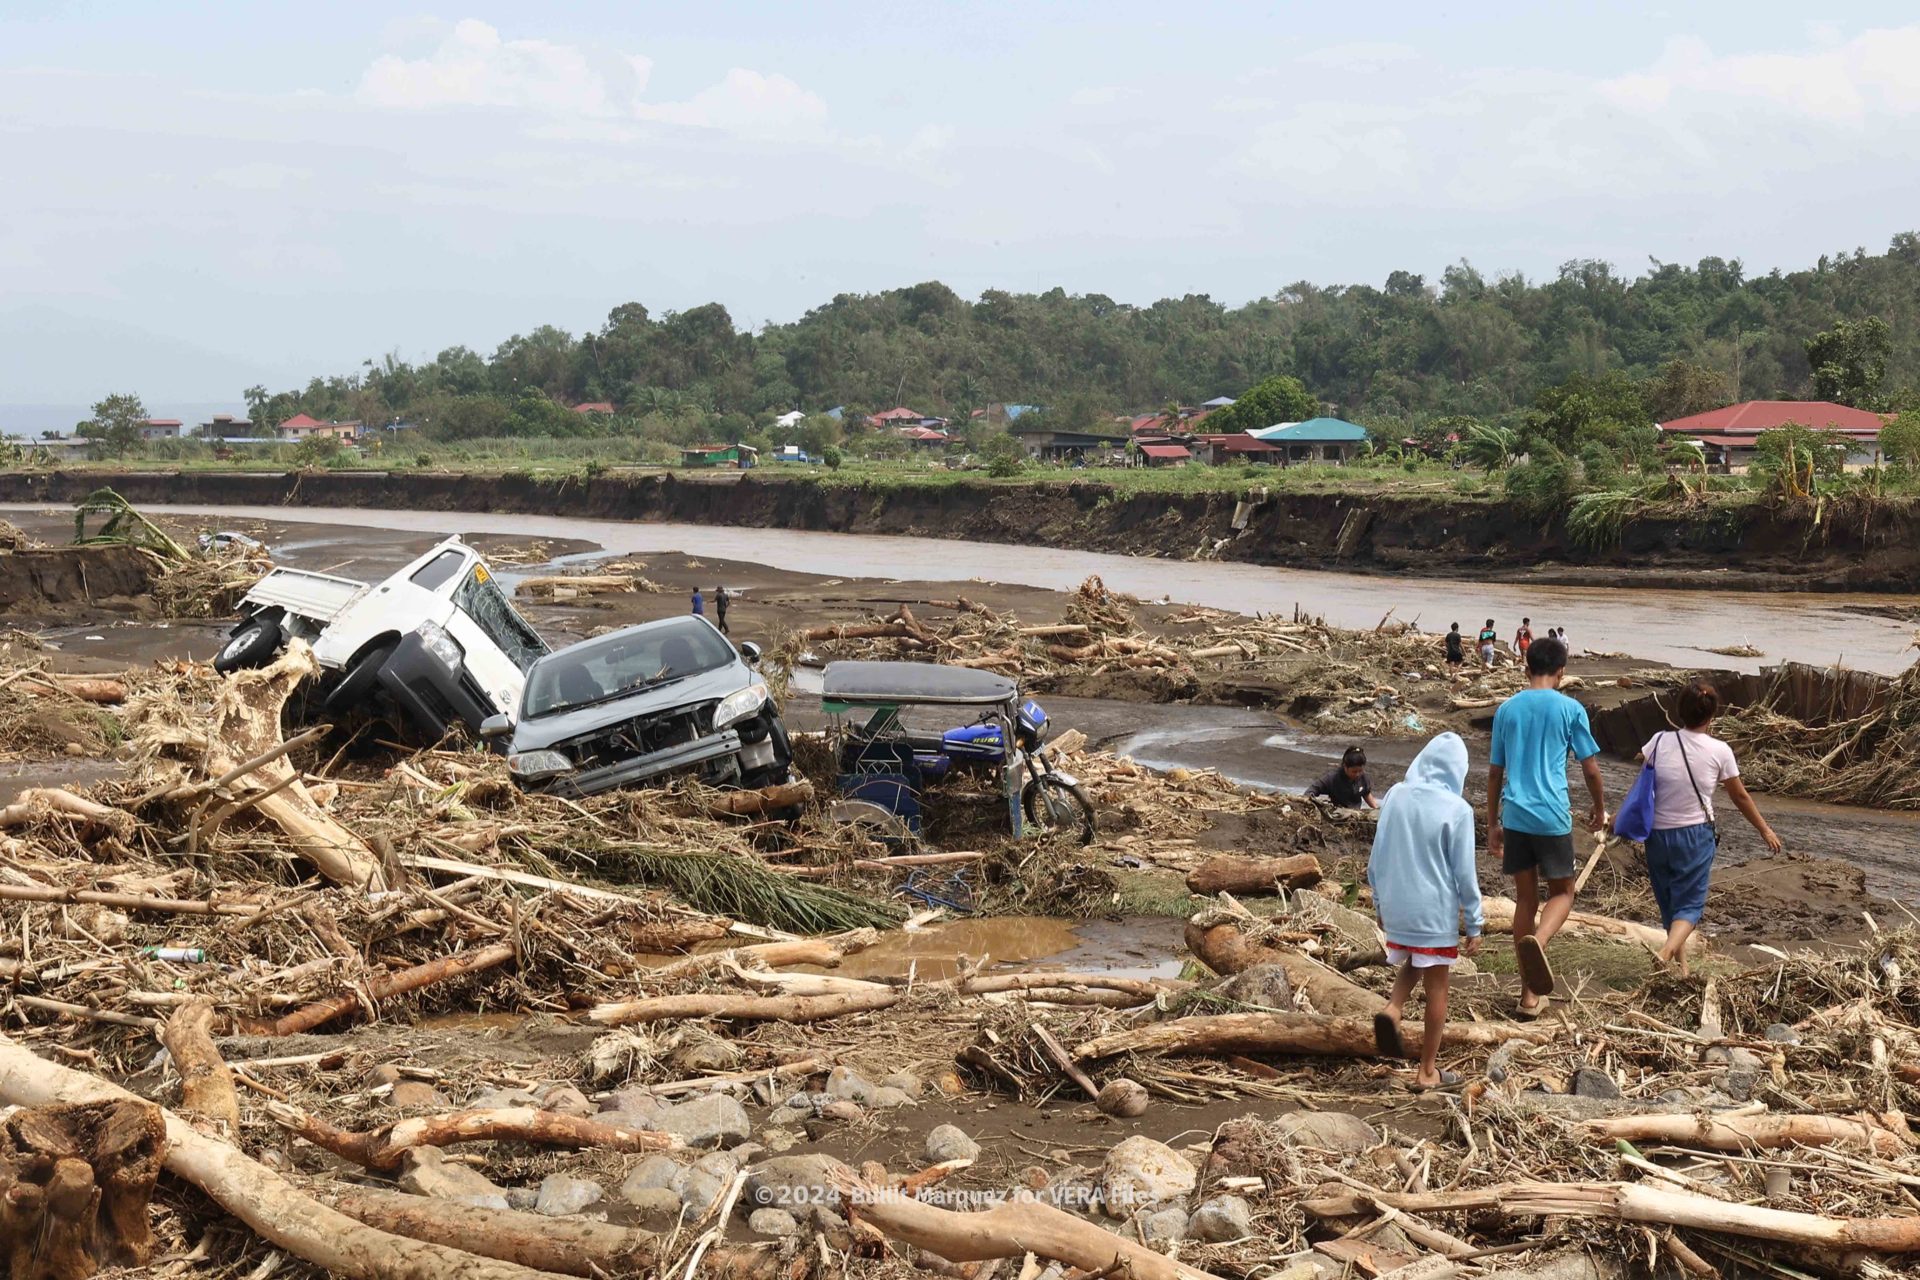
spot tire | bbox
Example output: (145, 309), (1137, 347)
(1023, 775), (1095, 844)
(213, 616), (282, 674)
(323, 640), (399, 715)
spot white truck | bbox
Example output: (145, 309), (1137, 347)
(215, 537), (548, 739)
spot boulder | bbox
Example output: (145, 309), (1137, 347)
(620, 1154), (685, 1197)
(539, 1084), (594, 1118)
(1217, 964), (1294, 1010)
(396, 1147), (510, 1210)
(1135, 1206), (1189, 1244)
(924, 1124), (981, 1164)
(389, 1080), (447, 1110)
(1272, 1111), (1378, 1154)
(870, 1086), (913, 1110)
(1190, 1195), (1253, 1243)
(745, 1154), (855, 1216)
(674, 1035), (743, 1073)
(879, 1070), (924, 1099)
(654, 1093), (751, 1149)
(1764, 1023), (1800, 1045)
(1571, 1067), (1622, 1100)
(623, 1187), (686, 1232)
(825, 1066), (876, 1105)
(534, 1174), (605, 1217)
(819, 1099), (865, 1123)
(1095, 1079), (1149, 1119)
(1099, 1136), (1196, 1217)
(748, 1207), (801, 1237)
(680, 1150), (743, 1216)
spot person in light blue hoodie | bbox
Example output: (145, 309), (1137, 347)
(1367, 732), (1484, 1091)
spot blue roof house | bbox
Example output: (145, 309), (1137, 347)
(1249, 417), (1369, 465)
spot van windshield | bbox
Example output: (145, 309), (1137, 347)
(453, 568), (548, 673)
(525, 619), (735, 717)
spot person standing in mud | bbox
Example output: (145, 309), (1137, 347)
(690, 586), (705, 618)
(1476, 619), (1498, 669)
(1514, 617), (1533, 661)
(1638, 678), (1782, 976)
(1486, 634), (1606, 1018)
(1368, 731), (1483, 1091)
(1444, 622), (1465, 677)
(714, 585), (731, 635)
(1306, 746), (1380, 810)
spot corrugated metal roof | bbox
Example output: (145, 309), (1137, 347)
(1660, 400), (1887, 436)
(1196, 434), (1278, 452)
(1202, 396), (1236, 407)
(1252, 417), (1368, 443)
(1139, 444), (1192, 459)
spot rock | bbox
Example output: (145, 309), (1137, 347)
(680, 1150), (743, 1215)
(760, 1127), (801, 1153)
(785, 1091), (820, 1111)
(1726, 1047), (1765, 1072)
(505, 1187), (537, 1213)
(1136, 1206), (1189, 1244)
(1217, 964), (1293, 1010)
(869, 1087), (913, 1110)
(1703, 1046), (1731, 1066)
(623, 1187), (685, 1232)
(654, 1094), (751, 1149)
(600, 1088), (664, 1129)
(389, 1080), (447, 1110)
(620, 1154), (685, 1197)
(1096, 1079), (1150, 1119)
(396, 1147), (510, 1210)
(745, 1154), (855, 1216)
(924, 1124), (981, 1163)
(819, 1099), (865, 1123)
(1571, 1067), (1622, 1100)
(469, 1086), (540, 1110)
(539, 1084), (594, 1118)
(1272, 1111), (1378, 1154)
(732, 1142), (765, 1164)
(825, 1066), (876, 1105)
(1720, 1068), (1760, 1102)
(1100, 1136), (1197, 1217)
(534, 1174), (604, 1217)
(1764, 1023), (1800, 1045)
(673, 1033), (742, 1073)
(932, 1069), (968, 1096)
(748, 1207), (801, 1237)
(1190, 1195), (1254, 1243)
(879, 1070), (924, 1099)
(365, 1064), (405, 1088)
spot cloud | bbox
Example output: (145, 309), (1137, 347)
(1297, 42), (1420, 73)
(1068, 86), (1122, 107)
(357, 19), (652, 115)
(636, 69), (829, 141)
(1601, 28), (1920, 123)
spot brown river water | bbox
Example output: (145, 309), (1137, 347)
(12, 501), (1916, 676)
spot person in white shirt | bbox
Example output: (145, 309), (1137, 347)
(1639, 679), (1783, 974)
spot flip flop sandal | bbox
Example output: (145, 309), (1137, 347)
(1373, 1012), (1407, 1059)
(1407, 1069), (1463, 1094)
(1515, 934), (1557, 996)
(1514, 995), (1550, 1021)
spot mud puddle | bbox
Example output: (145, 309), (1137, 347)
(0, 758), (121, 806)
(832, 917), (1187, 983)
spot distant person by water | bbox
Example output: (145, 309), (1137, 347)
(1477, 619), (1498, 669)
(690, 587), (705, 617)
(714, 585), (731, 635)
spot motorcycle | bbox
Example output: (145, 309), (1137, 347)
(913, 696), (1096, 844)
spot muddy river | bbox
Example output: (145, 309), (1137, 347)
(11, 502), (1916, 676)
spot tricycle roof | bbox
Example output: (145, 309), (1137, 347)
(820, 660), (1016, 706)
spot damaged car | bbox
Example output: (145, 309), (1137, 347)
(487, 615), (791, 798)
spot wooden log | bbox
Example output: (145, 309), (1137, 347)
(1185, 921), (1384, 1018)
(269, 1104), (680, 1170)
(264, 942), (516, 1036)
(588, 988), (900, 1027)
(702, 778), (814, 817)
(0, 787), (126, 830)
(1185, 854), (1324, 896)
(326, 1185), (781, 1280)
(160, 999), (240, 1139)
(2, 1098), (168, 1272)
(1481, 896), (1702, 956)
(25, 676), (126, 704)
(1581, 1112), (1910, 1157)
(0, 882), (260, 916)
(0, 1032), (570, 1280)
(1073, 1009), (1550, 1062)
(954, 973), (1183, 1001)
(641, 928), (878, 980)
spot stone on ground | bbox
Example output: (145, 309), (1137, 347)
(534, 1173), (604, 1217)
(1100, 1135), (1197, 1217)
(924, 1123), (981, 1163)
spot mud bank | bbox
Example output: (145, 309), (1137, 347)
(0, 544), (157, 616)
(5, 468), (1918, 591)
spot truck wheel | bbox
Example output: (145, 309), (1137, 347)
(213, 616), (281, 674)
(324, 640), (399, 714)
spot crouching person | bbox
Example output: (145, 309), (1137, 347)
(1368, 731), (1484, 1091)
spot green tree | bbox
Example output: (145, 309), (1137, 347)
(1643, 358), (1731, 422)
(1202, 374), (1319, 435)
(76, 392), (148, 458)
(1458, 423), (1519, 471)
(1751, 424), (1849, 501)
(1806, 316), (1891, 409)
(1878, 410), (1920, 474)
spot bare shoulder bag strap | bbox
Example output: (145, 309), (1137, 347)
(1671, 730), (1718, 845)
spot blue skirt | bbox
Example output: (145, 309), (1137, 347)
(1645, 822), (1717, 927)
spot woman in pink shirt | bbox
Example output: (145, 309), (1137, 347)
(1640, 679), (1783, 974)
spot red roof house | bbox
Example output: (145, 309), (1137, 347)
(572, 402), (615, 415)
(1660, 401), (1888, 441)
(1137, 443), (1192, 467)
(279, 413), (322, 430)
(870, 407), (922, 423)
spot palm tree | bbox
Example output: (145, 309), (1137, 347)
(1459, 424), (1519, 471)
(1157, 400), (1184, 433)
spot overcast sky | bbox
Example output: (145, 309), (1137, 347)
(3, 1), (1918, 405)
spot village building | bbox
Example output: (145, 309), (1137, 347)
(1192, 434), (1281, 465)
(571, 401), (615, 416)
(679, 442), (758, 468)
(1136, 442), (1192, 467)
(1250, 417), (1368, 464)
(1658, 400), (1888, 470)
(277, 413), (361, 443)
(1008, 420), (1127, 462)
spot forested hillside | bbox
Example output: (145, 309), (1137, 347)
(245, 235), (1920, 440)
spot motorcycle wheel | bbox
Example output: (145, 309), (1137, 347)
(213, 615), (282, 675)
(1022, 775), (1095, 845)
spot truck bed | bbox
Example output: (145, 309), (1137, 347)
(240, 566), (367, 624)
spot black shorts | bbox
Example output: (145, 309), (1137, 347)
(1501, 829), (1577, 880)
(1446, 655), (1463, 667)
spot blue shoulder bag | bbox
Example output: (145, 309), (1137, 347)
(1613, 733), (1661, 843)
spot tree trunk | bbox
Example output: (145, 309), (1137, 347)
(263, 942), (516, 1036)
(702, 779), (815, 817)
(588, 988), (900, 1027)
(0, 787), (126, 830)
(326, 1185), (784, 1279)
(1185, 921), (1384, 1018)
(1581, 1112), (1909, 1157)
(0, 1033), (572, 1280)
(268, 1104), (681, 1170)
(641, 928), (878, 980)
(1185, 855), (1323, 896)
(161, 998), (240, 1139)
(1074, 1009), (1549, 1062)
(1480, 896), (1701, 956)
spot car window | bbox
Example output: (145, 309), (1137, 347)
(453, 567), (548, 673)
(409, 549), (466, 592)
(525, 619), (735, 717)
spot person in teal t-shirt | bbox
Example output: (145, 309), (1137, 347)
(1487, 634), (1606, 1018)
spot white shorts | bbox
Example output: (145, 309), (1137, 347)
(1386, 945), (1456, 969)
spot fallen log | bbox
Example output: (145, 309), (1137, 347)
(263, 942), (517, 1036)
(268, 1104), (681, 1170)
(1581, 1112), (1910, 1157)
(0, 787), (127, 831)
(1073, 1009), (1550, 1062)
(588, 988), (900, 1027)
(641, 928), (878, 980)
(1185, 854), (1323, 896)
(0, 882), (261, 917)
(326, 1185), (781, 1280)
(702, 779), (815, 817)
(0, 1032), (574, 1280)
(1481, 896), (1701, 956)
(161, 999), (240, 1139)
(25, 675), (127, 704)
(1186, 920), (1384, 1018)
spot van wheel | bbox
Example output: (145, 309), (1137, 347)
(213, 616), (281, 674)
(324, 640), (399, 714)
